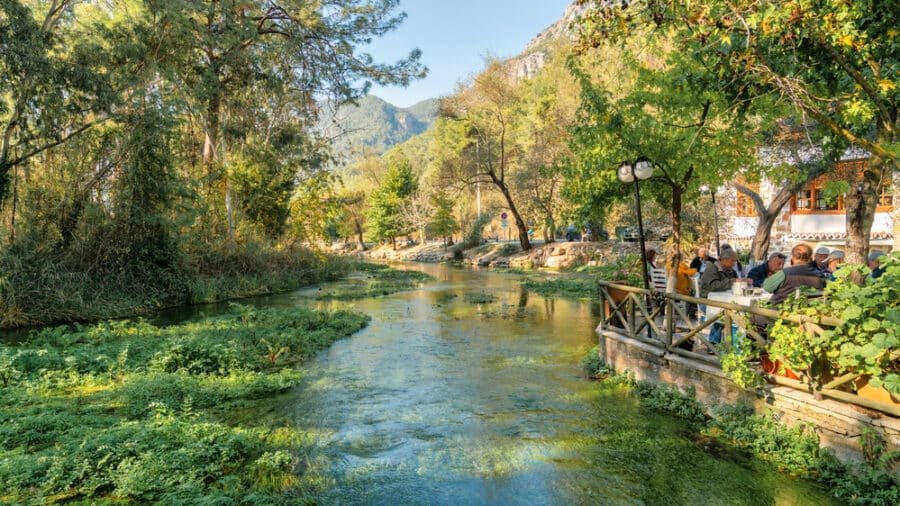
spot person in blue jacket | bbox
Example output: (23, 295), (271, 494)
(747, 252), (786, 288)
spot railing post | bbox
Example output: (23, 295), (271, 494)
(664, 296), (674, 350)
(723, 310), (733, 351)
(627, 295), (635, 337)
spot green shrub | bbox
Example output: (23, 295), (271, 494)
(580, 346), (608, 378)
(522, 277), (597, 300)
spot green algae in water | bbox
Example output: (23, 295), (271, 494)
(314, 266), (433, 300)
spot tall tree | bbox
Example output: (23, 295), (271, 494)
(0, 0), (116, 208)
(578, 0), (898, 264)
(569, 46), (762, 268)
(146, 0), (426, 243)
(367, 153), (417, 248)
(442, 60), (532, 251)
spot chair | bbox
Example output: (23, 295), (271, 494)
(650, 268), (668, 292)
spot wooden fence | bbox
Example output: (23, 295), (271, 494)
(597, 280), (900, 417)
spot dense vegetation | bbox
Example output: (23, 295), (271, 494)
(324, 0), (896, 269)
(0, 0), (425, 328)
(318, 95), (439, 164)
(584, 352), (900, 506)
(0, 304), (370, 504)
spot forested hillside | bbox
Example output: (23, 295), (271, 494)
(319, 95), (439, 163)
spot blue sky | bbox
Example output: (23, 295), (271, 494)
(365, 0), (573, 107)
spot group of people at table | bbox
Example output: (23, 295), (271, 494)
(643, 243), (888, 348)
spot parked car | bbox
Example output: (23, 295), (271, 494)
(621, 227), (669, 242)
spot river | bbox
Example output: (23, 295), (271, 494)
(154, 262), (835, 505)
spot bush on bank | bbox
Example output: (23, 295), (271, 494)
(0, 304), (370, 504)
(0, 240), (354, 329)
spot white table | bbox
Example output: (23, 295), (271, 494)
(704, 291), (771, 319)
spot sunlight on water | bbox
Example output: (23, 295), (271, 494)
(142, 263), (839, 505)
(277, 264), (839, 505)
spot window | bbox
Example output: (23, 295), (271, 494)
(735, 182), (760, 217)
(795, 189), (812, 210)
(878, 184), (893, 211)
(791, 159), (865, 214)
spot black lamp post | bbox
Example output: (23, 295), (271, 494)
(700, 184), (721, 257)
(618, 157), (654, 293)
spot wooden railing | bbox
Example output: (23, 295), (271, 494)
(597, 280), (900, 417)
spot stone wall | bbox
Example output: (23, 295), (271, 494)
(597, 329), (900, 464)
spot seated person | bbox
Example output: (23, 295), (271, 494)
(868, 251), (886, 279)
(824, 250), (845, 280)
(748, 252), (786, 288)
(700, 249), (751, 345)
(763, 243), (826, 306)
(690, 247), (715, 272)
(720, 244), (744, 276)
(814, 246), (831, 274)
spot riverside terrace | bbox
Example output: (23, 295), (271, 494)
(594, 280), (899, 462)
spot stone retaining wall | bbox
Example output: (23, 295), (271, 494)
(597, 328), (900, 465)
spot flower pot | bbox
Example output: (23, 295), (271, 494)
(854, 376), (900, 406)
(760, 353), (800, 380)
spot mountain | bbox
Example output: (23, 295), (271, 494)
(320, 2), (581, 164)
(319, 95), (440, 164)
(512, 2), (587, 79)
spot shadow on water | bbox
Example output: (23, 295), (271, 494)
(260, 263), (835, 505)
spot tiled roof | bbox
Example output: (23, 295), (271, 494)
(782, 231), (893, 241)
(723, 231), (893, 241)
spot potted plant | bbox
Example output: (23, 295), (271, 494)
(768, 253), (899, 404)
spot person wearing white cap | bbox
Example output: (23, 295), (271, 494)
(824, 250), (845, 280)
(813, 246), (830, 271)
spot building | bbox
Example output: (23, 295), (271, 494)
(722, 145), (895, 255)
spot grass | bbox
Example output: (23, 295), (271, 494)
(315, 264), (433, 300)
(463, 291), (498, 304)
(516, 254), (642, 301)
(521, 277), (598, 300)
(0, 303), (370, 504)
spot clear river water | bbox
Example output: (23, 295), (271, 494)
(154, 263), (836, 505)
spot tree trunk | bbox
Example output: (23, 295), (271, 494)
(666, 186), (683, 291)
(543, 215), (555, 243)
(489, 173), (531, 251)
(0, 96), (25, 205)
(844, 173), (881, 265)
(203, 92), (221, 173)
(735, 182), (795, 262)
(750, 213), (778, 261)
(9, 165), (17, 242)
(225, 178), (235, 247)
(354, 217), (367, 251)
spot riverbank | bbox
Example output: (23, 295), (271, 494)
(0, 303), (371, 504)
(582, 354), (900, 505)
(0, 245), (355, 330)
(357, 239), (656, 270)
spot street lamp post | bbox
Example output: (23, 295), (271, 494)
(618, 158), (654, 293)
(700, 184), (721, 257)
